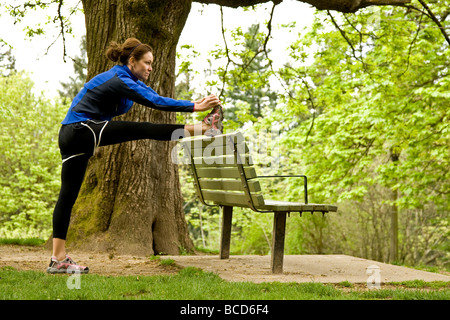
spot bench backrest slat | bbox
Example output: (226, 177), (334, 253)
(195, 167), (257, 179)
(192, 154), (253, 167)
(199, 179), (261, 192)
(189, 143), (250, 159)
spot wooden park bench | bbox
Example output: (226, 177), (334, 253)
(179, 132), (337, 273)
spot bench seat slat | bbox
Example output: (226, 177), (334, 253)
(259, 200), (338, 212)
(202, 190), (265, 207)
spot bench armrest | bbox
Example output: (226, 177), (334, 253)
(249, 175), (308, 204)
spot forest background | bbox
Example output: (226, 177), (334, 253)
(0, 1), (448, 268)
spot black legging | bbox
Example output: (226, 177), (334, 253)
(52, 120), (186, 240)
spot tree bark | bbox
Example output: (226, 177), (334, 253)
(389, 148), (400, 263)
(67, 0), (194, 256)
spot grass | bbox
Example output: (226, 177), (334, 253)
(0, 237), (46, 246)
(0, 266), (449, 300)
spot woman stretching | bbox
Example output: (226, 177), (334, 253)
(47, 38), (223, 274)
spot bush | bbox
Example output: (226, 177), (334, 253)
(0, 72), (66, 238)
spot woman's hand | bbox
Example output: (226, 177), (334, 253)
(193, 94), (222, 112)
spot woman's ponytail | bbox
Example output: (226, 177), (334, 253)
(105, 38), (152, 65)
(105, 41), (122, 62)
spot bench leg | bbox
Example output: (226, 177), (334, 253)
(271, 211), (287, 274)
(220, 206), (233, 259)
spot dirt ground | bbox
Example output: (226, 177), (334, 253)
(1, 245), (449, 285)
(0, 245), (180, 276)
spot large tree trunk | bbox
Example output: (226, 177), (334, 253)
(66, 0), (194, 256)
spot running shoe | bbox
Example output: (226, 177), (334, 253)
(46, 255), (89, 274)
(202, 105), (224, 136)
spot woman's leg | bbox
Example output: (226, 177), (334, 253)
(52, 154), (90, 259)
(184, 123), (210, 137)
(98, 121), (209, 147)
(50, 120), (209, 262)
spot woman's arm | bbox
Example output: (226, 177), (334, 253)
(125, 78), (220, 112)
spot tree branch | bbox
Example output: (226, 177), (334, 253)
(327, 11), (365, 66)
(6, 0), (82, 61)
(195, 0), (280, 8)
(218, 5), (232, 99)
(398, 11), (424, 78)
(417, 0), (450, 46)
(217, 1), (279, 99)
(56, 0), (67, 62)
(195, 0), (410, 13)
(300, 0), (411, 12)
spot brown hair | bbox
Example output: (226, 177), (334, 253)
(105, 37), (153, 65)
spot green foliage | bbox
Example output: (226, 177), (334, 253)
(275, 6), (450, 265)
(0, 42), (16, 116)
(0, 42), (16, 77)
(217, 23), (278, 123)
(2, 1), (79, 38)
(0, 237), (45, 246)
(286, 8), (449, 205)
(0, 72), (66, 238)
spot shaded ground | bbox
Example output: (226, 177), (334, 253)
(1, 245), (449, 285)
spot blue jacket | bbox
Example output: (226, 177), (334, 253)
(62, 65), (194, 124)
